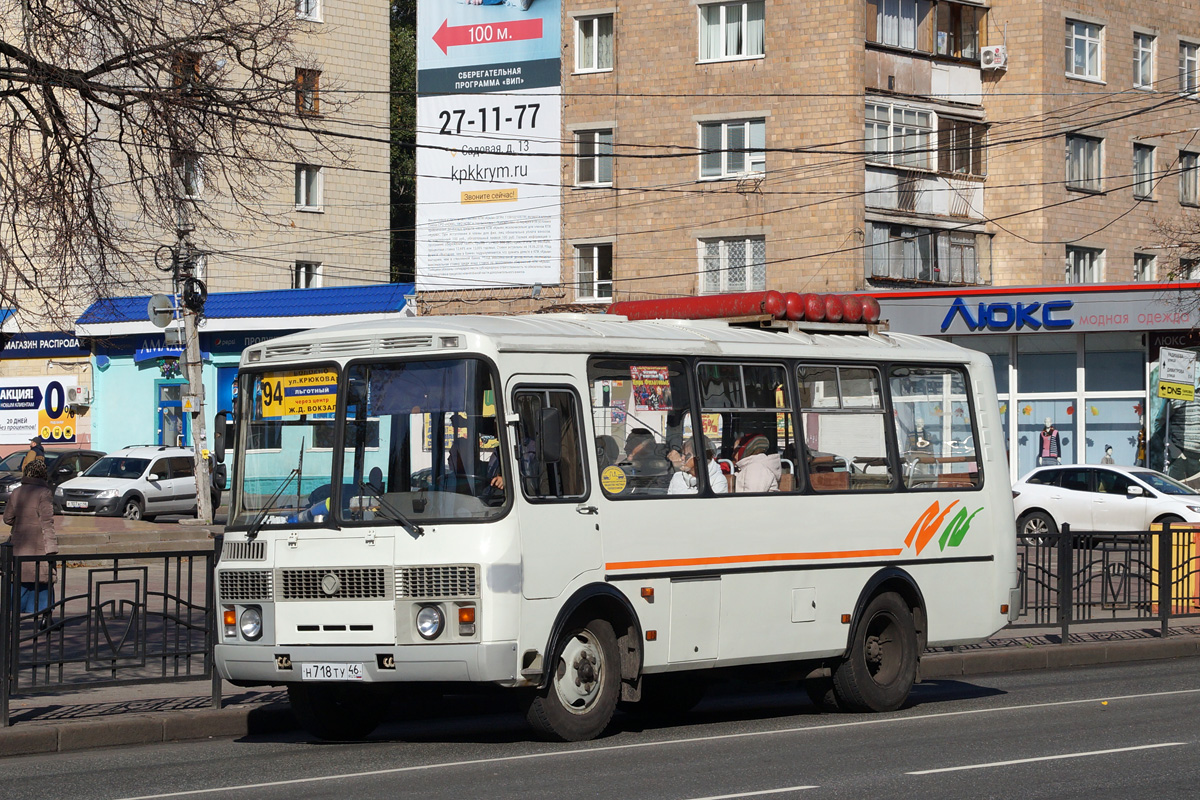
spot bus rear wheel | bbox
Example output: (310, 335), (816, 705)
(832, 592), (918, 712)
(288, 683), (389, 741)
(525, 617), (619, 741)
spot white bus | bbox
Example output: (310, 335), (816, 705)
(214, 311), (1019, 741)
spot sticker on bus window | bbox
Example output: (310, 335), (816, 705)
(600, 465), (628, 494)
(259, 369), (338, 418)
(629, 366), (671, 411)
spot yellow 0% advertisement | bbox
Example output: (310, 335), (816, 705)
(260, 369), (339, 417)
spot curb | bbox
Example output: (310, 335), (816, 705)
(3, 638), (1200, 758)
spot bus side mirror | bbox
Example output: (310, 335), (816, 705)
(539, 407), (562, 464)
(213, 411), (229, 464)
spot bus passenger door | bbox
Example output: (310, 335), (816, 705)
(509, 380), (602, 600)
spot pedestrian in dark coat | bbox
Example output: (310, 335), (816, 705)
(3, 458), (57, 614)
(20, 435), (45, 471)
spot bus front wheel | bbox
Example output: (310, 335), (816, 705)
(288, 683), (388, 741)
(525, 617), (619, 741)
(832, 592), (918, 712)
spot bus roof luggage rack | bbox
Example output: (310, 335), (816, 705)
(606, 291), (885, 335)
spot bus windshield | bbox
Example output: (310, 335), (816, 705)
(230, 358), (507, 529)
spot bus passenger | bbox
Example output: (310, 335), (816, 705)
(667, 437), (728, 495)
(733, 433), (781, 493)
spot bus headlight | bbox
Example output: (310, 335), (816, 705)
(416, 605), (444, 640)
(239, 606), (263, 641)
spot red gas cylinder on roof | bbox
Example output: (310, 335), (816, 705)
(607, 291), (787, 321)
(784, 292), (805, 321)
(801, 293), (825, 321)
(861, 295), (882, 324)
(824, 294), (844, 323)
(841, 295), (864, 323)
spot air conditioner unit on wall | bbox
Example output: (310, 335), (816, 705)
(981, 45), (1008, 71)
(67, 386), (91, 406)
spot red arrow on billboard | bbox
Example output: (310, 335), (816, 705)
(432, 18), (543, 55)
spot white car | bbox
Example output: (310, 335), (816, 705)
(53, 445), (210, 521)
(1013, 464), (1200, 539)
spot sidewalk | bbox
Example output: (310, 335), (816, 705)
(3, 620), (1200, 758)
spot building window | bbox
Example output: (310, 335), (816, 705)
(700, 119), (765, 178)
(1134, 253), (1156, 281)
(576, 243), (613, 300)
(1182, 43), (1200, 94)
(172, 51), (201, 93)
(870, 0), (921, 50)
(1065, 20), (1102, 79)
(1134, 144), (1154, 199)
(293, 261), (321, 288)
(1178, 259), (1200, 281)
(174, 152), (203, 199)
(700, 236), (765, 293)
(937, 117), (986, 175)
(865, 0), (986, 59)
(1182, 151), (1199, 205)
(1066, 135), (1102, 191)
(1134, 33), (1155, 88)
(295, 165), (322, 210)
(576, 15), (614, 72)
(296, 68), (320, 115)
(865, 222), (986, 284)
(296, 0), (320, 21)
(699, 1), (765, 61)
(1066, 246), (1103, 283)
(576, 130), (613, 186)
(934, 1), (981, 59)
(865, 103), (932, 170)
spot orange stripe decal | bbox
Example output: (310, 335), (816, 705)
(605, 549), (905, 571)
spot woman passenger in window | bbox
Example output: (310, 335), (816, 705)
(733, 433), (781, 493)
(667, 437), (727, 495)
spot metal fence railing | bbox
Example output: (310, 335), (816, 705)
(0, 543), (219, 726)
(1013, 523), (1200, 640)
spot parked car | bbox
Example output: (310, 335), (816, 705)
(53, 445), (213, 521)
(0, 448), (106, 507)
(1013, 464), (1200, 540)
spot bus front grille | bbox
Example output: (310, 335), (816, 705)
(218, 570), (273, 602)
(280, 568), (391, 600)
(221, 541), (266, 561)
(396, 565), (479, 599)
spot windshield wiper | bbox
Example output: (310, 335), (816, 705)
(357, 480), (424, 537)
(245, 467), (301, 541)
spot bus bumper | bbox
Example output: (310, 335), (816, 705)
(215, 641), (520, 686)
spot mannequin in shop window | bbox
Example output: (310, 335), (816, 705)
(1101, 444), (1115, 465)
(1038, 418), (1061, 466)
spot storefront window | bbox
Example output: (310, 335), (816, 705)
(1082, 398), (1142, 466)
(1084, 333), (1144, 392)
(1017, 334), (1077, 393)
(1015, 399), (1075, 478)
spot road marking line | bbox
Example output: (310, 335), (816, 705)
(683, 787), (819, 800)
(907, 742), (1188, 775)
(112, 687), (1200, 800)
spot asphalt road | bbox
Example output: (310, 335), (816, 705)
(9, 659), (1200, 800)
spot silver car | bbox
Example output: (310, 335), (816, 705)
(54, 446), (203, 520)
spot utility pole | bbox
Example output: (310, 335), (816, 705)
(175, 229), (212, 524)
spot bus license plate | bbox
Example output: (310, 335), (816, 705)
(301, 662), (365, 681)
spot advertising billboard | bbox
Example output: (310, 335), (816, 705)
(415, 0), (562, 291)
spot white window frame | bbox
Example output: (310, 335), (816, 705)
(293, 261), (322, 289)
(1065, 20), (1102, 80)
(1182, 151), (1199, 205)
(1134, 253), (1156, 281)
(576, 129), (613, 186)
(1066, 246), (1104, 284)
(1181, 42), (1200, 95)
(1066, 134), (1102, 192)
(575, 243), (613, 301)
(296, 0), (321, 22)
(1180, 259), (1200, 281)
(699, 119), (765, 179)
(699, 236), (766, 294)
(295, 164), (323, 211)
(698, 0), (765, 62)
(1134, 33), (1155, 89)
(179, 154), (203, 200)
(865, 102), (932, 170)
(1133, 144), (1154, 199)
(575, 15), (614, 72)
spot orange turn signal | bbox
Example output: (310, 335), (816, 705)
(645, 630), (657, 641)
(640, 587), (654, 601)
(1000, 604), (1009, 614)
(458, 607), (476, 624)
(223, 609), (237, 626)
(840, 614), (851, 624)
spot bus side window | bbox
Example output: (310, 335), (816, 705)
(797, 365), (894, 492)
(697, 362), (799, 494)
(513, 388), (587, 501)
(889, 366), (982, 491)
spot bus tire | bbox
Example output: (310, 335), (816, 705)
(525, 616), (619, 741)
(622, 673), (707, 717)
(288, 683), (388, 741)
(803, 676), (840, 711)
(832, 592), (918, 712)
